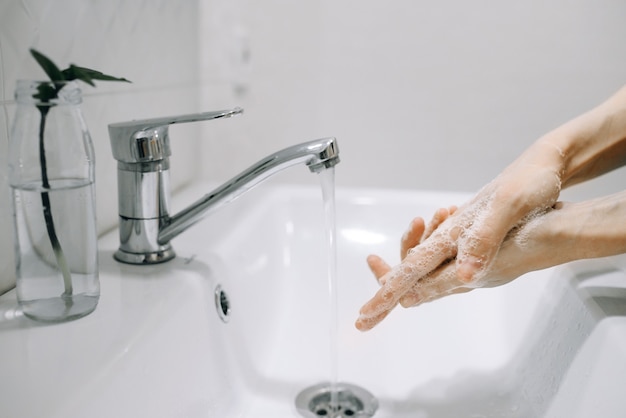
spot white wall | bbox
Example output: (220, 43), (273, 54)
(201, 0), (626, 198)
(2, 0), (626, 294)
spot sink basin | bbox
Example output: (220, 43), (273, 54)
(1, 181), (625, 417)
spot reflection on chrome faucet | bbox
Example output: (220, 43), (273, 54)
(108, 108), (339, 264)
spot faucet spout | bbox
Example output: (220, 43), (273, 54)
(109, 107), (339, 265)
(158, 137), (339, 246)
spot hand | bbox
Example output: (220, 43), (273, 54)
(356, 191), (626, 331)
(355, 86), (626, 331)
(356, 202), (547, 331)
(366, 206), (471, 309)
(355, 141), (564, 330)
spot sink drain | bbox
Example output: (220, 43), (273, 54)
(295, 382), (378, 417)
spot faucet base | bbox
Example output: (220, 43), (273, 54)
(113, 247), (176, 265)
(116, 216), (176, 264)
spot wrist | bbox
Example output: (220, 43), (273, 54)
(542, 86), (626, 187)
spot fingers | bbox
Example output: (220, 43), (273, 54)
(398, 262), (469, 307)
(366, 254), (391, 285)
(401, 286), (472, 308)
(364, 260), (469, 317)
(400, 217), (425, 260)
(412, 286), (473, 306)
(356, 236), (456, 331)
(421, 206), (455, 244)
(400, 206), (457, 260)
(358, 206), (460, 331)
(355, 304), (394, 331)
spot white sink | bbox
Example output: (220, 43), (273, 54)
(1, 182), (625, 417)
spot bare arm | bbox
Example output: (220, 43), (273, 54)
(356, 86), (626, 331)
(544, 85), (626, 187)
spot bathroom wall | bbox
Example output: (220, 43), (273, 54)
(2, 0), (626, 295)
(0, 0), (204, 294)
(201, 0), (626, 200)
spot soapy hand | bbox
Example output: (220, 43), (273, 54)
(355, 142), (564, 331)
(355, 202), (554, 331)
(356, 190), (626, 331)
(365, 206), (470, 308)
(355, 85), (626, 331)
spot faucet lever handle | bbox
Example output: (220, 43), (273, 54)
(108, 107), (243, 163)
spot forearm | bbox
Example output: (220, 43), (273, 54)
(555, 191), (626, 260)
(489, 191), (626, 284)
(539, 85), (626, 188)
(519, 190), (626, 272)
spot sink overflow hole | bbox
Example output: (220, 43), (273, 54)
(214, 285), (230, 323)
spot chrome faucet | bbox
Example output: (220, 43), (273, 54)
(108, 108), (339, 264)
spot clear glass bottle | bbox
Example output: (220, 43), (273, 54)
(8, 80), (99, 322)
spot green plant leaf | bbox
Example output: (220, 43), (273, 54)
(61, 65), (96, 86)
(31, 48), (131, 86)
(29, 48), (131, 104)
(63, 64), (130, 85)
(30, 49), (65, 82)
(62, 65), (130, 84)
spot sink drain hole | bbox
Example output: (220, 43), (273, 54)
(296, 383), (378, 418)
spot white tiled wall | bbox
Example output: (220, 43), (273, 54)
(2, 0), (626, 295)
